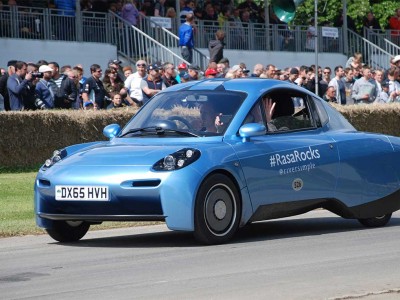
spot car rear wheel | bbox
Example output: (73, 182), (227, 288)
(46, 221), (90, 242)
(194, 174), (241, 245)
(358, 213), (392, 228)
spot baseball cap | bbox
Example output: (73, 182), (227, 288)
(188, 64), (201, 71)
(38, 65), (53, 73)
(205, 68), (218, 76)
(178, 62), (188, 69)
(230, 65), (242, 72)
(147, 63), (160, 71)
(392, 55), (400, 64)
(290, 68), (299, 75)
(179, 71), (190, 80)
(84, 101), (94, 107)
(109, 59), (122, 65)
(381, 79), (390, 87)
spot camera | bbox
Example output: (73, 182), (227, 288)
(31, 72), (44, 79)
(35, 98), (47, 109)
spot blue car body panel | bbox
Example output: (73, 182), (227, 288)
(34, 78), (400, 233)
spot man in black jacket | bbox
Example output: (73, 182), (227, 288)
(48, 61), (77, 109)
(208, 30), (225, 64)
(0, 60), (17, 111)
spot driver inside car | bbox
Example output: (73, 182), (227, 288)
(198, 102), (226, 133)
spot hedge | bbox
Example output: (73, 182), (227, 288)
(1, 104), (400, 169)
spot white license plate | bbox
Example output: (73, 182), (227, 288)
(55, 186), (109, 201)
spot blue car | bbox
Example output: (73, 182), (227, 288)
(34, 78), (400, 244)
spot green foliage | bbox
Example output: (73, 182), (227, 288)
(292, 0), (398, 31)
(372, 1), (399, 30)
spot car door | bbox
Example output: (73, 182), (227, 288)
(231, 90), (339, 215)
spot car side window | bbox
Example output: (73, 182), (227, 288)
(260, 90), (315, 133)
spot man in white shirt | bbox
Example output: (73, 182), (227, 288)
(124, 60), (147, 107)
(328, 65), (346, 105)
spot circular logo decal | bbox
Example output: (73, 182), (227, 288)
(292, 178), (303, 191)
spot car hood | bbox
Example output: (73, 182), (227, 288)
(59, 141), (202, 167)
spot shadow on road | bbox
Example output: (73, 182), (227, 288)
(54, 216), (400, 248)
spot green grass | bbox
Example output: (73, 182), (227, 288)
(0, 172), (162, 238)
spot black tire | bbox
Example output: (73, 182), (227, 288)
(46, 221), (90, 242)
(358, 213), (392, 228)
(194, 174), (241, 245)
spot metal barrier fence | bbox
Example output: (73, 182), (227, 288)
(0, 5), (110, 42)
(110, 15), (192, 69)
(1, 4), (397, 69)
(128, 12), (209, 69)
(1, 5), (343, 54)
(348, 29), (392, 70)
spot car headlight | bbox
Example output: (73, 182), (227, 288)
(42, 149), (67, 169)
(152, 148), (200, 171)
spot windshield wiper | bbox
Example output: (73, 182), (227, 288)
(119, 127), (199, 138)
(162, 129), (200, 137)
(118, 126), (164, 137)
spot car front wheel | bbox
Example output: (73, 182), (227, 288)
(194, 174), (241, 245)
(358, 213), (392, 228)
(46, 221), (90, 242)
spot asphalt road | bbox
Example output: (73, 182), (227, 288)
(1, 210), (400, 300)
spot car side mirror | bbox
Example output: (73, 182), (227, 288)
(103, 124), (121, 139)
(239, 123), (266, 142)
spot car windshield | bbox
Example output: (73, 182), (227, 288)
(120, 90), (247, 137)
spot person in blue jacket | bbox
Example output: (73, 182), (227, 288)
(6, 61), (33, 111)
(179, 13), (195, 64)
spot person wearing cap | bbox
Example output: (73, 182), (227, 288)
(392, 55), (400, 69)
(386, 67), (400, 102)
(125, 60), (147, 107)
(108, 59), (125, 82)
(141, 63), (166, 103)
(205, 68), (218, 78)
(225, 65), (243, 79)
(179, 13), (195, 64)
(82, 64), (107, 109)
(161, 62), (178, 87)
(374, 80), (391, 104)
(188, 64), (201, 80)
(7, 61), (33, 111)
(35, 65), (56, 109)
(179, 71), (190, 83)
(175, 63), (188, 83)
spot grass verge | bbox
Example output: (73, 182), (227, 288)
(0, 172), (162, 238)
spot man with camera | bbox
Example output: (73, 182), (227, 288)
(34, 65), (56, 109)
(6, 61), (33, 111)
(48, 61), (77, 109)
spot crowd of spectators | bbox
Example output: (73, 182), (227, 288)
(1, 52), (400, 112)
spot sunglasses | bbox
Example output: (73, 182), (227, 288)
(136, 64), (146, 67)
(323, 71), (331, 74)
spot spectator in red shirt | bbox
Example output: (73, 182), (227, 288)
(389, 8), (400, 44)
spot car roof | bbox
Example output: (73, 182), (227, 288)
(164, 78), (312, 98)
